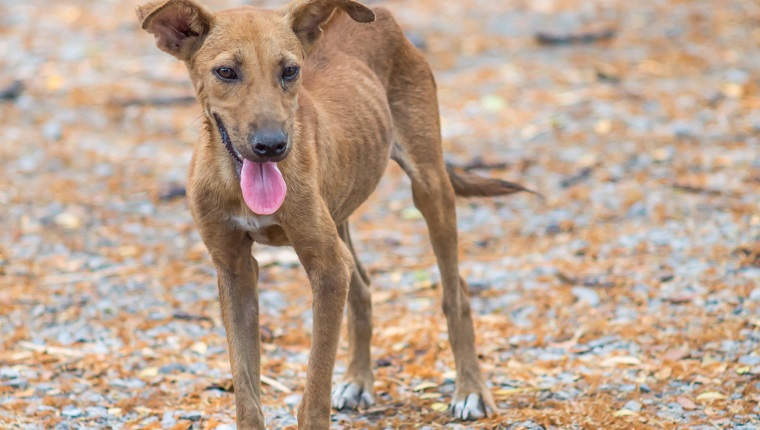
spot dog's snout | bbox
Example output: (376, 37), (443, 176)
(250, 130), (288, 159)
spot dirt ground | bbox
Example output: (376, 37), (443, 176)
(1, 0), (759, 429)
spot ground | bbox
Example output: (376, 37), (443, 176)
(1, 0), (759, 429)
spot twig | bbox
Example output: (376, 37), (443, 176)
(159, 185), (187, 201)
(172, 312), (213, 322)
(376, 376), (409, 389)
(671, 183), (724, 196)
(113, 95), (196, 107)
(260, 375), (292, 393)
(536, 28), (616, 46)
(17, 341), (84, 358)
(560, 166), (594, 188)
(0, 264), (139, 287)
(556, 272), (618, 288)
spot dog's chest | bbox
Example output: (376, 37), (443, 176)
(231, 214), (289, 246)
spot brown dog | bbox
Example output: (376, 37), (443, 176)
(136, 0), (531, 428)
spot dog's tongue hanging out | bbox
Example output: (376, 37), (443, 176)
(240, 160), (287, 215)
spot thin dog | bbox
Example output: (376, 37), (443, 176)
(137, 0), (531, 428)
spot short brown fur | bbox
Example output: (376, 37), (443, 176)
(137, 1), (530, 428)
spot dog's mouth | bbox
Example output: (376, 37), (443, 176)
(214, 113), (244, 166)
(213, 114), (287, 216)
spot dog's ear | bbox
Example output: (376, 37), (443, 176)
(136, 0), (213, 61)
(285, 0), (375, 49)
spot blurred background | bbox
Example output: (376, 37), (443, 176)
(0, 0), (759, 428)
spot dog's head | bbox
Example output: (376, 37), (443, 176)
(136, 0), (374, 214)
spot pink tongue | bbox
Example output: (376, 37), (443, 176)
(240, 160), (287, 215)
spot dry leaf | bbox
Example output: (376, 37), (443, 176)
(601, 356), (641, 367)
(413, 382), (438, 392)
(430, 403), (448, 412)
(676, 397), (697, 410)
(696, 392), (727, 402)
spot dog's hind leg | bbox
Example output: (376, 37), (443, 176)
(331, 222), (375, 411)
(388, 46), (497, 421)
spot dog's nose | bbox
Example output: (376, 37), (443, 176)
(250, 130), (288, 159)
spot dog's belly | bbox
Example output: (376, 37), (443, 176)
(232, 214), (290, 247)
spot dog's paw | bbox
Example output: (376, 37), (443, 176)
(331, 381), (374, 411)
(451, 392), (491, 421)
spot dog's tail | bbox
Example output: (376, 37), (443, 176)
(446, 164), (540, 198)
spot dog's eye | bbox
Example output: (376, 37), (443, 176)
(282, 66), (299, 81)
(215, 67), (238, 81)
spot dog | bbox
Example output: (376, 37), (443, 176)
(136, 0), (532, 427)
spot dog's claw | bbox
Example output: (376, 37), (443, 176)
(331, 381), (374, 410)
(451, 393), (489, 421)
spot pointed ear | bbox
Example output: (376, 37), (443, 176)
(285, 0), (375, 49)
(136, 0), (213, 61)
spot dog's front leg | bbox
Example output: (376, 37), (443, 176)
(202, 228), (265, 429)
(284, 205), (353, 429)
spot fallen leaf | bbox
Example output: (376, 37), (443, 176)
(676, 396), (697, 410)
(696, 392), (726, 402)
(430, 402), (448, 412)
(138, 367), (158, 378)
(601, 356), (641, 367)
(413, 382), (438, 392)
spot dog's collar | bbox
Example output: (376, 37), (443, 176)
(213, 114), (243, 165)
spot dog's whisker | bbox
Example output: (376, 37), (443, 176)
(180, 114), (204, 133)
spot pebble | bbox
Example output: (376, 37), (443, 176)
(180, 411), (202, 422)
(571, 286), (601, 307)
(0, 367), (21, 379)
(622, 400), (642, 413)
(42, 120), (63, 141)
(739, 355), (760, 366)
(108, 378), (146, 389)
(161, 411), (177, 428)
(85, 406), (108, 417)
(158, 363), (187, 374)
(1, 378), (28, 389)
(61, 405), (83, 418)
(284, 393), (303, 407)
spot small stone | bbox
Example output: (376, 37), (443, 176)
(42, 121), (63, 141)
(1, 378), (28, 389)
(749, 288), (760, 301)
(109, 378), (146, 389)
(622, 400), (642, 413)
(284, 393), (302, 407)
(158, 363), (187, 374)
(85, 406), (108, 418)
(571, 286), (600, 307)
(180, 411), (202, 422)
(739, 355), (760, 366)
(161, 411), (177, 427)
(0, 367), (21, 379)
(54, 211), (82, 230)
(404, 32), (427, 50)
(61, 405), (83, 418)
(618, 384), (637, 393)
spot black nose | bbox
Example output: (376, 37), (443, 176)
(250, 130), (287, 159)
